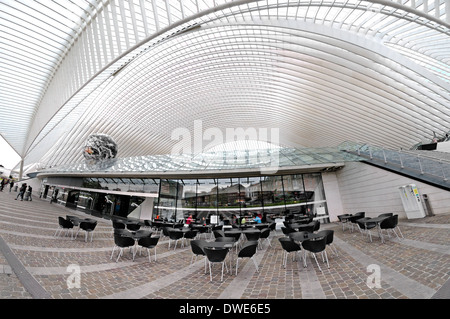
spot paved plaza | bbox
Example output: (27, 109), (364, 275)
(0, 189), (449, 301)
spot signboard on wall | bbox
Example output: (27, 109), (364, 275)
(398, 184), (426, 219)
(210, 215), (218, 224)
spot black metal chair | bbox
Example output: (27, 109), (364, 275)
(244, 231), (261, 249)
(168, 229), (184, 249)
(259, 228), (271, 247)
(204, 247), (229, 282)
(111, 221), (125, 237)
(112, 221), (125, 229)
(196, 226), (209, 239)
(137, 236), (160, 262)
(66, 215), (80, 226)
(379, 215), (404, 243)
(378, 213), (393, 218)
(281, 226), (296, 237)
(356, 217), (378, 242)
(213, 229), (225, 239)
(111, 233), (135, 262)
(337, 214), (352, 231)
(161, 226), (171, 240)
(312, 220), (320, 232)
(348, 212), (365, 232)
(182, 229), (198, 246)
(296, 224), (315, 233)
(268, 222), (276, 233)
(278, 237), (302, 269)
(143, 219), (153, 230)
(54, 217), (74, 239)
(152, 221), (163, 235)
(316, 230), (338, 257)
(190, 240), (208, 273)
(76, 219), (97, 242)
(235, 241), (259, 275)
(126, 222), (141, 231)
(302, 236), (329, 272)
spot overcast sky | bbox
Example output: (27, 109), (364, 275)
(0, 135), (21, 170)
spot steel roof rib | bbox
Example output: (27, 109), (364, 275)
(0, 0), (449, 173)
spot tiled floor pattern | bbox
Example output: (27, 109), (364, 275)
(1, 190), (449, 299)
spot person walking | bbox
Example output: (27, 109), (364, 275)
(24, 185), (33, 201)
(15, 183), (27, 201)
(9, 180), (14, 192)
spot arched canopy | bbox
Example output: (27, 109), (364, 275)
(1, 0), (449, 171)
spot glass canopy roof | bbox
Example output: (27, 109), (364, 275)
(40, 145), (361, 177)
(1, 1), (449, 176)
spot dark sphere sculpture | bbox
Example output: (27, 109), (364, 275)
(83, 134), (118, 161)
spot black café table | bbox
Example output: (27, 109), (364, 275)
(254, 223), (270, 230)
(224, 229), (243, 239)
(357, 216), (389, 243)
(67, 215), (96, 239)
(67, 215), (83, 226)
(288, 231), (323, 243)
(191, 224), (211, 238)
(125, 229), (153, 259)
(203, 240), (238, 273)
(338, 215), (353, 232)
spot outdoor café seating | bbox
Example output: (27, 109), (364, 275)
(54, 216), (74, 239)
(111, 231), (135, 262)
(75, 219), (97, 242)
(137, 236), (160, 263)
(302, 236), (329, 272)
(204, 247), (229, 282)
(235, 241), (259, 275)
(278, 237), (302, 268)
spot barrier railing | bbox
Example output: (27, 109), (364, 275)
(339, 141), (449, 182)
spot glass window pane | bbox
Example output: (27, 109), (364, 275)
(157, 179), (180, 221)
(282, 174), (307, 215)
(195, 179), (217, 223)
(260, 175), (285, 216)
(217, 178), (241, 223)
(178, 179), (198, 222)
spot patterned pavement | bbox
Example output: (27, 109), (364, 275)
(0, 189), (449, 302)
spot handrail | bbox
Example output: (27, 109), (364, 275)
(339, 141), (449, 182)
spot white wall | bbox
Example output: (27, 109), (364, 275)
(322, 171), (344, 222)
(128, 197), (154, 220)
(334, 161), (450, 219)
(436, 141), (450, 153)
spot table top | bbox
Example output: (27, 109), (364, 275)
(202, 241), (235, 249)
(289, 232), (323, 242)
(339, 215), (353, 221)
(130, 232), (153, 240)
(67, 216), (95, 226)
(357, 216), (389, 224)
(242, 228), (261, 233)
(168, 228), (191, 233)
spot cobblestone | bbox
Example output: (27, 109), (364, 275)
(0, 190), (449, 300)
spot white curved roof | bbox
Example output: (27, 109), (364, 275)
(1, 0), (449, 171)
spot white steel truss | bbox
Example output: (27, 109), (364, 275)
(0, 0), (449, 171)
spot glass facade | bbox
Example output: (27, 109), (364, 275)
(41, 173), (329, 223)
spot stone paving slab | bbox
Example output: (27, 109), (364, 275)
(0, 190), (449, 300)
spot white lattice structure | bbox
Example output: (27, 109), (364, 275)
(1, 0), (449, 174)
